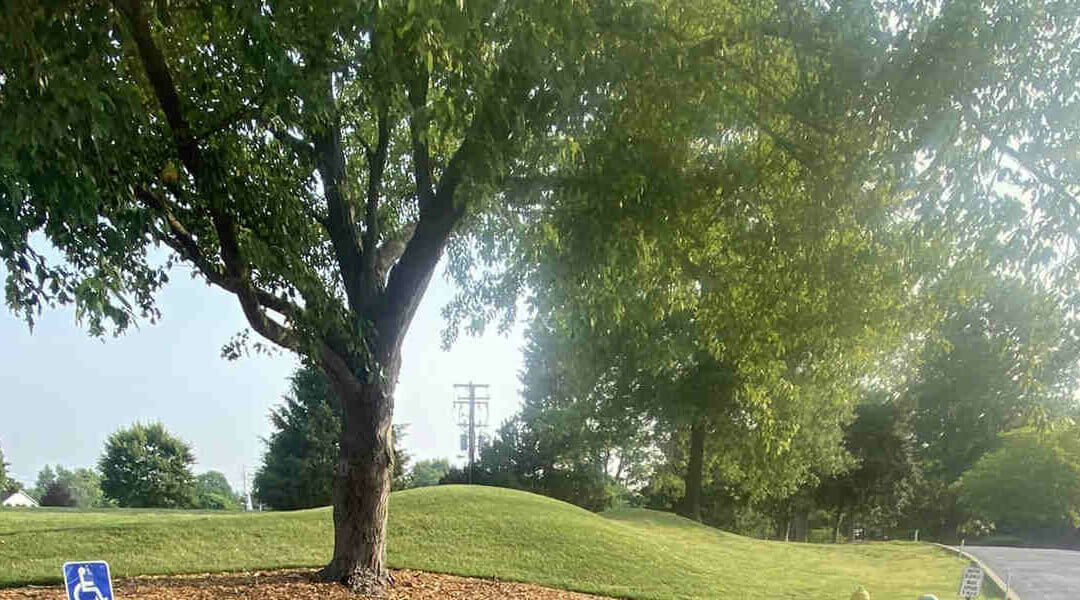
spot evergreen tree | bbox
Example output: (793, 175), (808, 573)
(255, 365), (411, 509)
(255, 366), (341, 511)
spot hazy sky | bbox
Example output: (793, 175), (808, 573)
(0, 262), (525, 494)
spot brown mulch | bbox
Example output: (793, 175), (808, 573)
(0, 569), (612, 599)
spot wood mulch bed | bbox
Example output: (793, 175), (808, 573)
(0, 569), (611, 599)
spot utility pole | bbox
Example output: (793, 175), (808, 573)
(240, 465), (251, 511)
(453, 382), (490, 484)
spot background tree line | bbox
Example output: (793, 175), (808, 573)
(1, 425), (245, 510)
(254, 265), (1080, 549)
(448, 273), (1080, 547)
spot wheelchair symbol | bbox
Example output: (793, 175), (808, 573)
(71, 566), (109, 600)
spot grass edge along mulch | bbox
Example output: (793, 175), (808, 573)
(0, 568), (614, 600)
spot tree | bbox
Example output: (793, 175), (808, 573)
(33, 465), (105, 508)
(255, 365), (341, 511)
(446, 0), (944, 520)
(958, 423), (1080, 544)
(98, 422), (196, 508)
(255, 364), (411, 509)
(409, 459), (451, 488)
(0, 442), (19, 496)
(31, 465), (55, 502)
(194, 471), (241, 510)
(440, 417), (622, 512)
(40, 481), (77, 507)
(4, 0), (1076, 593)
(814, 398), (919, 543)
(0, 1), (608, 590)
(439, 0), (1080, 532)
(391, 429), (412, 492)
(440, 318), (657, 512)
(906, 278), (1079, 482)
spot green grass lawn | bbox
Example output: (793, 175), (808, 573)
(0, 485), (999, 599)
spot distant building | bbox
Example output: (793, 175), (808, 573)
(1, 490), (39, 508)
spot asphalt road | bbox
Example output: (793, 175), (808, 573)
(965, 545), (1080, 600)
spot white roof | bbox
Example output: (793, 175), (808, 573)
(1, 490), (40, 507)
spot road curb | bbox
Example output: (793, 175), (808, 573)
(929, 542), (1021, 600)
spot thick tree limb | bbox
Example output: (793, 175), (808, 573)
(212, 207), (302, 351)
(359, 102), (393, 304)
(115, 0), (201, 176)
(119, 2), (303, 353)
(407, 66), (436, 212)
(313, 77), (365, 312)
(380, 75), (520, 355)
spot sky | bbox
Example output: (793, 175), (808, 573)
(0, 261), (526, 494)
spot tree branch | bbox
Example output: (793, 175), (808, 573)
(136, 188), (305, 324)
(964, 106), (1080, 207)
(360, 101), (393, 300)
(271, 127), (318, 164)
(118, 2), (302, 353)
(379, 68), (521, 355)
(313, 76), (365, 312)
(115, 0), (201, 176)
(408, 65), (436, 212)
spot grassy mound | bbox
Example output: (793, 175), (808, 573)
(0, 485), (992, 599)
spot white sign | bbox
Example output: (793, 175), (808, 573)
(958, 564), (983, 599)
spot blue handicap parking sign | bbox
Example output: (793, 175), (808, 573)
(62, 561), (114, 600)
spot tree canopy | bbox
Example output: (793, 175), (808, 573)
(906, 276), (1080, 481)
(194, 470), (241, 510)
(2, 0), (1077, 590)
(958, 422), (1080, 543)
(98, 422), (196, 508)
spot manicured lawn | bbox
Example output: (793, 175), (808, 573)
(0, 485), (1000, 599)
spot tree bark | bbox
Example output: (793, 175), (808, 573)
(833, 506), (846, 544)
(318, 361), (397, 595)
(679, 420), (706, 522)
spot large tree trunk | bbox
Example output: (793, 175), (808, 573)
(833, 505), (846, 544)
(319, 363), (397, 595)
(679, 419), (706, 522)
